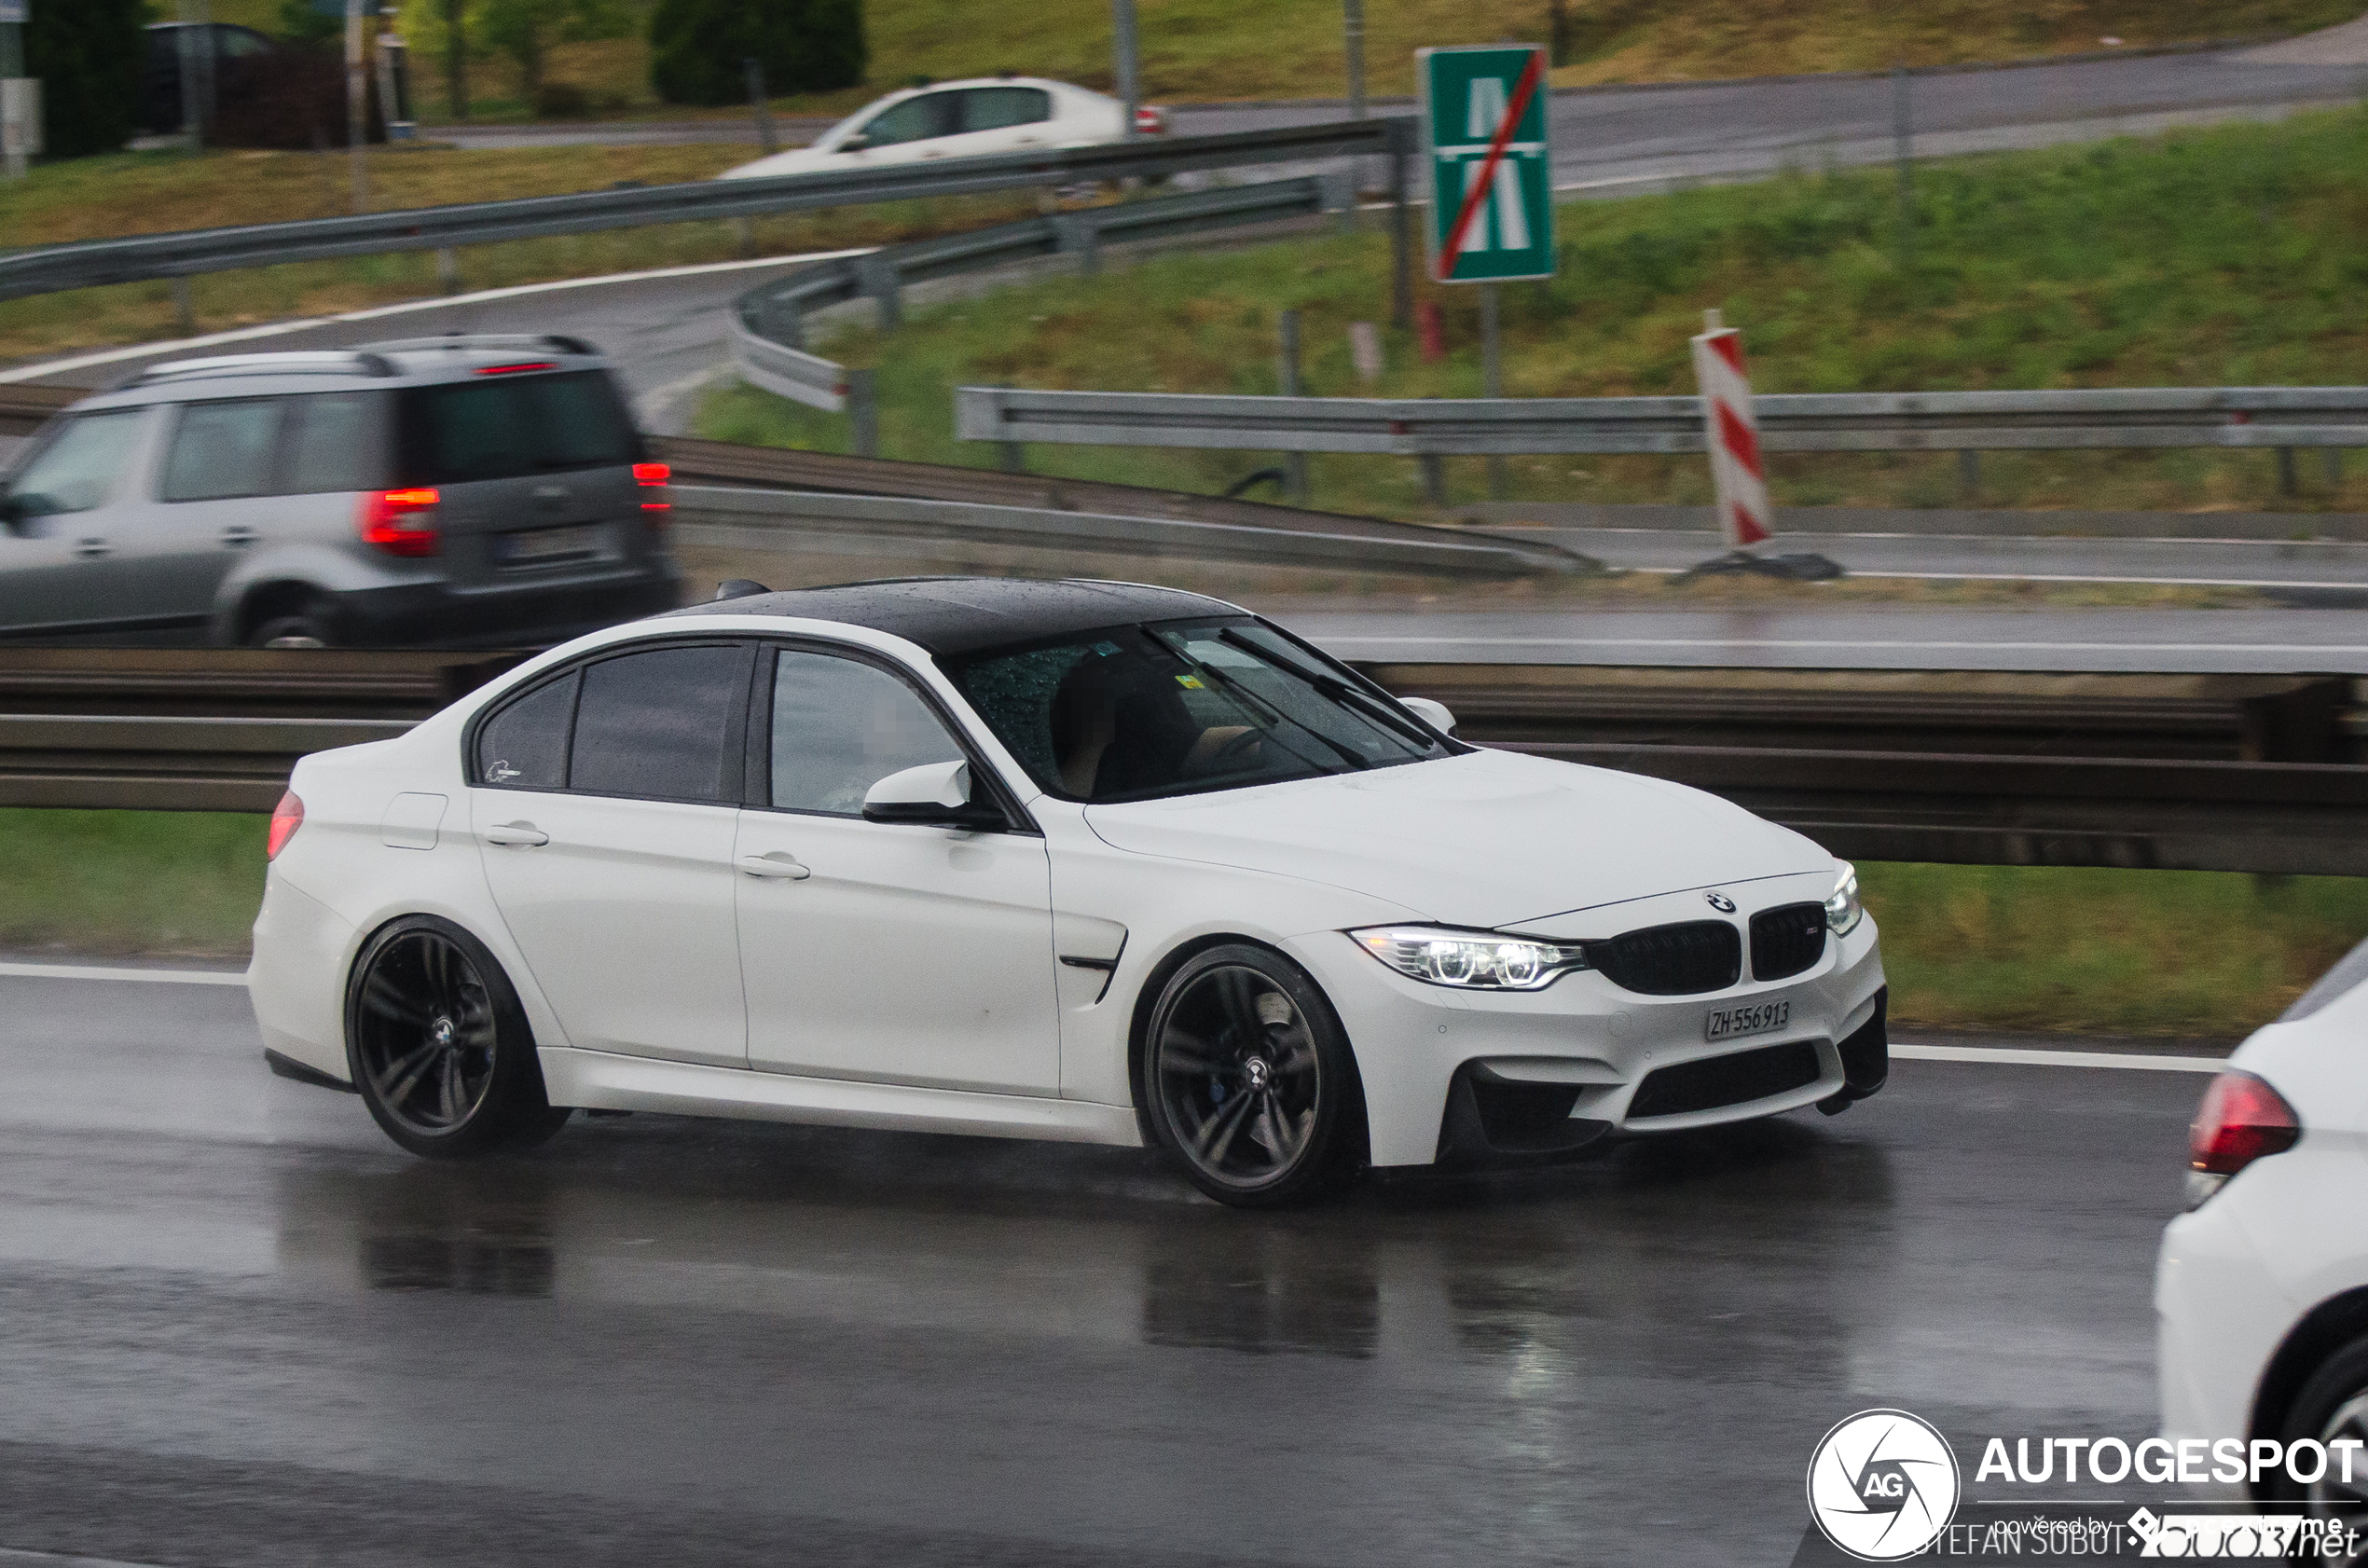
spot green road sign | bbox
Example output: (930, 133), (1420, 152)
(1416, 44), (1555, 283)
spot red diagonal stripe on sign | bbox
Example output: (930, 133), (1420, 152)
(1714, 400), (1763, 478)
(1707, 332), (1746, 377)
(1730, 501), (1770, 545)
(1438, 49), (1546, 279)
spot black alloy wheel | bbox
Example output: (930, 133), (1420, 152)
(1142, 944), (1362, 1207)
(348, 916), (569, 1158)
(2268, 1335), (2368, 1533)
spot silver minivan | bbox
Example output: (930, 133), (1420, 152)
(0, 336), (681, 647)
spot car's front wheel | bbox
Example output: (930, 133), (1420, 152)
(347, 916), (570, 1158)
(1140, 943), (1364, 1208)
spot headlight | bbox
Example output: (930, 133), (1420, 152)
(1352, 926), (1590, 990)
(1825, 861), (1864, 937)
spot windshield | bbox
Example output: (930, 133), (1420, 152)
(945, 618), (1454, 804)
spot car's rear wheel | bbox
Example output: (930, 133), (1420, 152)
(1140, 944), (1363, 1208)
(348, 917), (569, 1158)
(2265, 1335), (2368, 1530)
(247, 594), (338, 649)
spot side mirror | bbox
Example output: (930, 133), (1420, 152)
(839, 131), (871, 151)
(1400, 696), (1457, 736)
(862, 758), (1002, 830)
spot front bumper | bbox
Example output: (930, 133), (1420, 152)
(1287, 892), (1889, 1169)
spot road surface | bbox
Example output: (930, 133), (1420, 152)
(0, 965), (2208, 1566)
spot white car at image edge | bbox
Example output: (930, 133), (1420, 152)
(718, 76), (1166, 182)
(2157, 942), (2368, 1524)
(248, 578), (1888, 1207)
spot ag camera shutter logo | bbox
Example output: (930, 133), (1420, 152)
(1806, 1409), (1962, 1561)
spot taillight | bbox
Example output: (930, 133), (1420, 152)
(634, 461), (670, 517)
(358, 488), (441, 557)
(267, 791), (304, 860)
(1135, 104), (1169, 134)
(474, 361), (559, 376)
(2186, 1069), (2301, 1207)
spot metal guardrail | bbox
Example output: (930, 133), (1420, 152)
(7, 652), (2367, 875)
(953, 386), (2368, 457)
(668, 483), (1576, 577)
(0, 119), (1413, 305)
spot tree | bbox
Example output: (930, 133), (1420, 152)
(24, 0), (145, 158)
(649, 0), (866, 108)
(275, 0), (345, 47)
(477, 0), (631, 109)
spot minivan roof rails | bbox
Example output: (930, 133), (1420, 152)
(119, 350), (398, 389)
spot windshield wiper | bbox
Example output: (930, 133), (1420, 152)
(1150, 630), (1373, 774)
(1217, 630), (1435, 750)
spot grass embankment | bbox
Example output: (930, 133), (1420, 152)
(0, 811), (264, 959)
(700, 107), (2368, 520)
(0, 143), (1048, 367)
(329, 0), (2367, 122)
(2, 805), (2360, 1037)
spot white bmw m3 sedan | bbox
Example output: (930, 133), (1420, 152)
(249, 578), (1889, 1207)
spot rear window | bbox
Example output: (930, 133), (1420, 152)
(396, 370), (640, 486)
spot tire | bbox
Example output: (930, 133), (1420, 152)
(247, 597), (338, 649)
(2266, 1332), (2368, 1533)
(1139, 943), (1365, 1208)
(347, 916), (571, 1159)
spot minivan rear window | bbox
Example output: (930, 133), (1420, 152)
(395, 370), (640, 486)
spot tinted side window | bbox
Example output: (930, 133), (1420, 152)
(7, 409), (149, 516)
(475, 670), (578, 791)
(571, 645), (745, 802)
(858, 91), (956, 146)
(962, 87), (1051, 131)
(396, 371), (639, 486)
(769, 650), (965, 816)
(283, 392), (389, 494)
(161, 398), (285, 502)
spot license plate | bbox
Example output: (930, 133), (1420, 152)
(1705, 997), (1791, 1042)
(497, 524), (605, 564)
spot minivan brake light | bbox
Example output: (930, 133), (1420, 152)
(358, 488), (441, 557)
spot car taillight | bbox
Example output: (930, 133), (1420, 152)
(1136, 104), (1169, 134)
(267, 791), (304, 860)
(474, 361), (559, 376)
(358, 488), (441, 557)
(634, 461), (670, 518)
(2186, 1069), (2301, 1207)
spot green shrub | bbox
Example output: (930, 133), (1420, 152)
(648, 0), (866, 107)
(25, 0), (145, 159)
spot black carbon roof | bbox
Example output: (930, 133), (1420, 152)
(658, 577), (1243, 656)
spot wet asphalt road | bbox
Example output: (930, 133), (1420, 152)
(0, 972), (2198, 1566)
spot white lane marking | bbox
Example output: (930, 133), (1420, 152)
(0, 961), (246, 986)
(0, 1550), (183, 1568)
(1618, 566), (2368, 591)
(1315, 636), (2368, 654)
(1895, 1043), (2225, 1073)
(0, 246), (874, 386)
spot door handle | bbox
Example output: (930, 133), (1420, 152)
(74, 538), (110, 558)
(219, 525), (257, 547)
(483, 821), (549, 846)
(737, 851), (811, 880)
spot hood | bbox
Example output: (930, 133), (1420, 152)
(1082, 749), (1831, 929)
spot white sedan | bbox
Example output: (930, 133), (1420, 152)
(2157, 946), (2368, 1524)
(249, 579), (1889, 1207)
(718, 76), (1165, 182)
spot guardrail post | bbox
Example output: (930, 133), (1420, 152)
(1958, 449), (1980, 502)
(435, 247), (460, 296)
(171, 277), (194, 336)
(1387, 123), (1412, 330)
(2279, 447), (2300, 498)
(847, 367), (879, 460)
(1420, 453), (1446, 508)
(1277, 309), (1311, 504)
(2327, 449), (2345, 488)
(859, 254), (902, 332)
(1053, 213), (1100, 278)
(1318, 168), (1356, 233)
